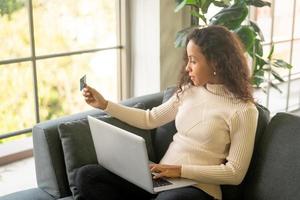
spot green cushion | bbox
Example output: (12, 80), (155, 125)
(58, 103), (154, 200)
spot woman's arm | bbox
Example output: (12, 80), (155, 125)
(104, 94), (178, 129)
(82, 84), (179, 130)
(180, 106), (259, 185)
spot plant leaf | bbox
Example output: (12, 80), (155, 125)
(209, 2), (248, 30)
(195, 0), (203, 7)
(223, 0), (231, 4)
(270, 69), (285, 82)
(246, 0), (271, 7)
(213, 1), (228, 7)
(248, 39), (263, 66)
(252, 69), (265, 87)
(190, 10), (207, 24)
(255, 39), (263, 56)
(272, 59), (293, 69)
(250, 20), (265, 41)
(267, 44), (274, 60)
(235, 25), (256, 51)
(269, 82), (282, 93)
(255, 54), (268, 68)
(175, 31), (188, 48)
(201, 0), (213, 14)
(174, 0), (188, 12)
(175, 0), (201, 12)
(175, 26), (201, 47)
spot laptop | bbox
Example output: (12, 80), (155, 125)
(87, 116), (197, 194)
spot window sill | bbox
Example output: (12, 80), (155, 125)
(0, 137), (33, 166)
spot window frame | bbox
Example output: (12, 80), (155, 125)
(251, 0), (299, 115)
(0, 0), (129, 140)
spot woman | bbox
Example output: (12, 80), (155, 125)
(76, 25), (258, 200)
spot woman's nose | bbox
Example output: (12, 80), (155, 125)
(185, 64), (190, 72)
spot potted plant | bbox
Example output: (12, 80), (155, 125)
(174, 0), (292, 92)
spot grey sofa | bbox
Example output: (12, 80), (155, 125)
(1, 87), (300, 200)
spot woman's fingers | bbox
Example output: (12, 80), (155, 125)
(149, 164), (161, 172)
(85, 97), (93, 101)
(82, 84), (107, 109)
(83, 91), (92, 98)
(154, 171), (169, 179)
(82, 88), (89, 96)
(152, 173), (160, 179)
(149, 164), (181, 179)
(149, 164), (164, 179)
(82, 86), (95, 99)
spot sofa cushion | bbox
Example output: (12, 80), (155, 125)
(58, 119), (96, 200)
(243, 112), (300, 200)
(153, 86), (177, 162)
(58, 103), (154, 200)
(0, 188), (55, 200)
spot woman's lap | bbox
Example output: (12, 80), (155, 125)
(156, 187), (213, 200)
(75, 164), (213, 200)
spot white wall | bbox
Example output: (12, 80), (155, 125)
(130, 0), (160, 97)
(129, 0), (190, 97)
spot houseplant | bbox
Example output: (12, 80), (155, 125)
(174, 0), (292, 92)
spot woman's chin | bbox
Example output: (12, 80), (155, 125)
(192, 80), (200, 86)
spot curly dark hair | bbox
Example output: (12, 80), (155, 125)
(176, 25), (254, 102)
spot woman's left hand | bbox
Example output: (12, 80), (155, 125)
(149, 163), (181, 179)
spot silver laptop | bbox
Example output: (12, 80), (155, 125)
(87, 116), (197, 194)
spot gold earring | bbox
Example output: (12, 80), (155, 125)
(213, 71), (216, 76)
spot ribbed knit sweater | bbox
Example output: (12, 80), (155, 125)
(104, 84), (258, 200)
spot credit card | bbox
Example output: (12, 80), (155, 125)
(80, 75), (86, 91)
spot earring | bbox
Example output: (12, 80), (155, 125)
(213, 71), (216, 76)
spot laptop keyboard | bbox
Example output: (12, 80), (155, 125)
(152, 174), (173, 188)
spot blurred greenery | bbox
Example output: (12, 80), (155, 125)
(0, 0), (117, 143)
(0, 0), (25, 18)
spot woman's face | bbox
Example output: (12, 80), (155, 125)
(185, 40), (215, 86)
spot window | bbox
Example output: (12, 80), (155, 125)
(251, 0), (300, 115)
(0, 0), (124, 143)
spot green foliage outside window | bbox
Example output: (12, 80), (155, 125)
(0, 0), (117, 143)
(0, 0), (25, 18)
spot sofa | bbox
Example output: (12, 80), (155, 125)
(1, 86), (300, 200)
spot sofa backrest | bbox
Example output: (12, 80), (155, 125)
(222, 103), (270, 200)
(243, 112), (300, 200)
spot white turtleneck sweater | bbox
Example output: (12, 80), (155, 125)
(104, 84), (258, 200)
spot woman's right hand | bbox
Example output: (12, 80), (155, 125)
(82, 85), (108, 110)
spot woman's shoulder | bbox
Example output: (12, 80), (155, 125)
(232, 100), (259, 117)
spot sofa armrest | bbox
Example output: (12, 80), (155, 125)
(33, 109), (104, 198)
(32, 91), (164, 199)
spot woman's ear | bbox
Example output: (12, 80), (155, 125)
(210, 61), (217, 74)
(209, 61), (221, 84)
